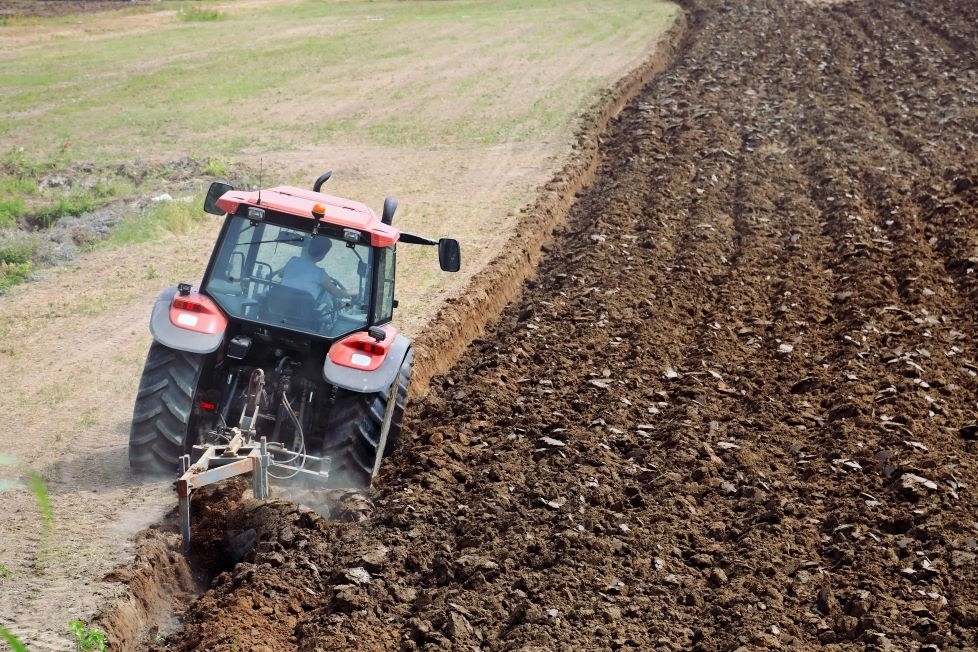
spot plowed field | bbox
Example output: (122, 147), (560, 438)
(104, 0), (977, 649)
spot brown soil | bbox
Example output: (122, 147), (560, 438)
(0, 2), (673, 648)
(0, 1), (155, 18)
(85, 0), (978, 650)
(3, 0), (977, 649)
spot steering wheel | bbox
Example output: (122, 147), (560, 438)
(329, 275), (351, 295)
(314, 287), (340, 329)
(317, 277), (356, 328)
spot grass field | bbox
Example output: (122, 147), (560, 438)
(2, 0), (680, 301)
(1, 0), (678, 319)
(2, 0), (676, 163)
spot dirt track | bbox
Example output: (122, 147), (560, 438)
(98, 0), (978, 649)
(0, 0), (153, 17)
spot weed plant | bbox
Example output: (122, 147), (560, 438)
(178, 5), (223, 22)
(67, 620), (108, 652)
(0, 456), (54, 651)
(0, 148), (130, 229)
(106, 193), (207, 248)
(0, 239), (37, 293)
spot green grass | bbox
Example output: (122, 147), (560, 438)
(177, 4), (224, 22)
(0, 260), (33, 293)
(0, 0), (677, 160)
(67, 620), (108, 652)
(30, 193), (96, 229)
(0, 197), (25, 229)
(0, 147), (133, 229)
(105, 194), (208, 247)
(0, 238), (38, 293)
(78, 409), (98, 429)
(0, 628), (27, 652)
(203, 157), (231, 177)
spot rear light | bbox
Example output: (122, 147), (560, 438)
(198, 401), (217, 412)
(172, 297), (207, 312)
(353, 340), (386, 356)
(169, 291), (227, 334)
(328, 326), (399, 372)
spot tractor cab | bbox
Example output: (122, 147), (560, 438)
(202, 214), (380, 339)
(198, 180), (458, 341)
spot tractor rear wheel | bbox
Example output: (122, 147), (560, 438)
(128, 341), (206, 477)
(322, 347), (413, 487)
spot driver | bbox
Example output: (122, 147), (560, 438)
(278, 236), (350, 300)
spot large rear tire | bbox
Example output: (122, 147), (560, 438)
(128, 341), (206, 477)
(322, 347), (413, 488)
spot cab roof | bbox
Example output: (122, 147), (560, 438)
(215, 185), (399, 247)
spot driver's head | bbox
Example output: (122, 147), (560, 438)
(307, 237), (331, 261)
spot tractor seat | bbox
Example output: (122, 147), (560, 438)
(261, 284), (319, 329)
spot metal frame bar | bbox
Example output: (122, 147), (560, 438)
(371, 356), (407, 481)
(176, 438), (270, 553)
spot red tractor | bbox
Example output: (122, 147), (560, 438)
(128, 173), (460, 492)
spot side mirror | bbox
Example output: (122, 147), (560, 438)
(438, 238), (461, 272)
(204, 182), (233, 215)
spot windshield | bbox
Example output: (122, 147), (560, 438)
(203, 216), (372, 338)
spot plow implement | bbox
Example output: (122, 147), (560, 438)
(176, 435), (332, 552)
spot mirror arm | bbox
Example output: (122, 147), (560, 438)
(398, 232), (438, 246)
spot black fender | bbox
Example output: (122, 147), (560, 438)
(323, 333), (411, 394)
(148, 286), (226, 355)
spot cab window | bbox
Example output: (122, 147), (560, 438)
(373, 246), (395, 324)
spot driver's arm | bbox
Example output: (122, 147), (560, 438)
(321, 274), (353, 299)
